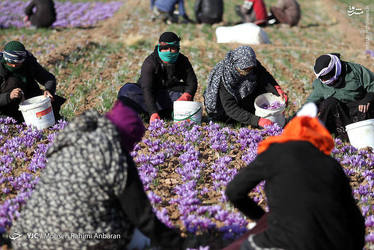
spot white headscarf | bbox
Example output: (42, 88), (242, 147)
(314, 54), (342, 85)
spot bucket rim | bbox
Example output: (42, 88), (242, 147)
(254, 93), (286, 112)
(19, 95), (51, 112)
(345, 118), (374, 130)
(173, 100), (202, 105)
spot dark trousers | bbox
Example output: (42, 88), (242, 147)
(318, 97), (374, 140)
(117, 83), (183, 118)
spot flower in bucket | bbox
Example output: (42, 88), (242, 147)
(260, 101), (284, 110)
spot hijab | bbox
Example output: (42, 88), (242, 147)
(204, 46), (258, 114)
(258, 103), (334, 155)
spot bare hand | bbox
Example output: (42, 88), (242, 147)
(358, 103), (370, 113)
(9, 88), (24, 100)
(44, 90), (54, 102)
(23, 16), (31, 27)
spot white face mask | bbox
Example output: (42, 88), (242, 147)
(314, 54), (342, 85)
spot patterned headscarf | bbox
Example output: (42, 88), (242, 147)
(204, 46), (257, 114)
(3, 41), (27, 64)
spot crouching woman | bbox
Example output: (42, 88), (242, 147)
(203, 46), (287, 128)
(224, 103), (365, 250)
(10, 99), (188, 249)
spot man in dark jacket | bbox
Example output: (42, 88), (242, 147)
(194, 0), (223, 25)
(24, 0), (56, 28)
(225, 103), (365, 250)
(118, 32), (198, 123)
(305, 53), (374, 139)
(0, 41), (63, 122)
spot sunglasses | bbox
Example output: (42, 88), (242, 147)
(158, 42), (180, 51)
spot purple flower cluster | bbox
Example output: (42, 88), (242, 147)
(331, 138), (374, 245)
(1, 115), (373, 248)
(260, 101), (284, 110)
(366, 50), (374, 58)
(133, 121), (283, 240)
(132, 120), (373, 247)
(0, 119), (67, 232)
(0, 1), (122, 28)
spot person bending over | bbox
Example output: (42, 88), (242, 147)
(10, 99), (199, 249)
(150, 0), (192, 24)
(225, 103), (365, 250)
(268, 0), (301, 26)
(305, 53), (374, 139)
(203, 46), (287, 128)
(24, 0), (56, 28)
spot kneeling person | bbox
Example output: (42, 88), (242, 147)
(225, 103), (365, 250)
(0, 41), (63, 122)
(203, 46), (287, 128)
(118, 32), (198, 123)
(305, 53), (374, 139)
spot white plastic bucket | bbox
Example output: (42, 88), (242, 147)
(19, 95), (55, 130)
(345, 119), (374, 149)
(254, 93), (286, 127)
(216, 23), (271, 44)
(173, 101), (203, 124)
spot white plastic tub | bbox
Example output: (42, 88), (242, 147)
(345, 119), (374, 149)
(216, 23), (271, 44)
(254, 93), (286, 127)
(173, 101), (202, 124)
(19, 95), (55, 130)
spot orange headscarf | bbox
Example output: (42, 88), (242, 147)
(257, 116), (334, 155)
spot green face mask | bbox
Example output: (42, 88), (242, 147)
(157, 45), (180, 64)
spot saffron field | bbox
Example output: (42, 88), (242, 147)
(0, 0), (373, 249)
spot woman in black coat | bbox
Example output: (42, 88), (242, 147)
(225, 103), (365, 250)
(203, 46), (287, 128)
